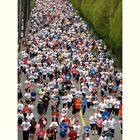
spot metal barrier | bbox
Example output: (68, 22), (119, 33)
(18, 0), (32, 50)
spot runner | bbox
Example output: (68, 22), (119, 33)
(29, 117), (36, 140)
(104, 128), (113, 140)
(96, 114), (103, 136)
(102, 116), (111, 134)
(20, 118), (31, 140)
(109, 115), (116, 138)
(46, 124), (58, 140)
(89, 112), (97, 135)
(36, 125), (46, 140)
(73, 97), (82, 115)
(59, 120), (68, 140)
(82, 124), (91, 140)
(68, 126), (77, 140)
(82, 94), (87, 116)
(73, 120), (81, 139)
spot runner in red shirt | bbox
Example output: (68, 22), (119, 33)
(74, 98), (82, 114)
(36, 125), (45, 140)
(63, 116), (70, 127)
(38, 114), (47, 128)
(46, 126), (58, 140)
(68, 126), (77, 140)
(23, 104), (30, 118)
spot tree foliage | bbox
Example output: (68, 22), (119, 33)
(71, 0), (122, 67)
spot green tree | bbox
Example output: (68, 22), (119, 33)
(70, 0), (122, 67)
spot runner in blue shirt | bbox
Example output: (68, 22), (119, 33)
(59, 120), (68, 139)
(82, 125), (91, 139)
(102, 109), (110, 121)
(82, 95), (87, 116)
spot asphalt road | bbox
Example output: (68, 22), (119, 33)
(18, 72), (122, 140)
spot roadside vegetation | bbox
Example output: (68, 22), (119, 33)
(71, 0), (122, 67)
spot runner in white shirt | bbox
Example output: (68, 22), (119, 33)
(114, 99), (120, 116)
(21, 118), (31, 131)
(99, 100), (107, 114)
(109, 115), (116, 138)
(92, 97), (99, 110)
(21, 118), (31, 140)
(75, 88), (82, 97)
(37, 83), (43, 91)
(57, 77), (63, 84)
(70, 115), (76, 126)
(24, 92), (31, 102)
(34, 72), (39, 83)
(86, 94), (92, 109)
(73, 120), (81, 138)
(94, 109), (102, 119)
(38, 89), (45, 99)
(86, 76), (91, 84)
(61, 105), (68, 117)
(49, 121), (59, 128)
(67, 93), (73, 109)
(98, 134), (107, 140)
(88, 80), (94, 93)
(18, 101), (24, 111)
(29, 66), (35, 73)
(102, 117), (111, 133)
(29, 74), (35, 82)
(48, 80), (56, 89)
(106, 97), (113, 113)
(61, 92), (68, 108)
(26, 111), (34, 121)
(18, 111), (24, 126)
(28, 102), (35, 111)
(89, 113), (98, 134)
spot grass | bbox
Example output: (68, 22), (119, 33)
(31, 0), (36, 9)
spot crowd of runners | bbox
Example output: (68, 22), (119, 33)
(18, 0), (123, 140)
